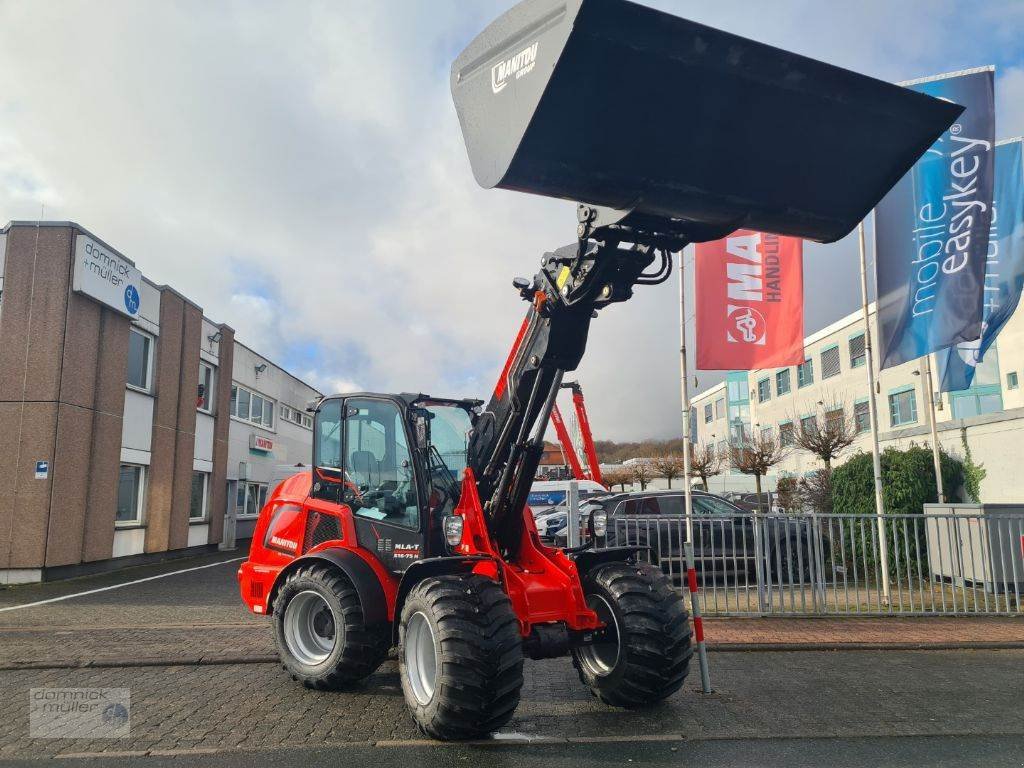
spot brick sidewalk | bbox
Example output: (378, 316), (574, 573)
(1, 616), (1021, 669)
(703, 616), (1024, 648)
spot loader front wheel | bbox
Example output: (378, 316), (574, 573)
(399, 574), (524, 740)
(274, 564), (389, 689)
(572, 562), (692, 707)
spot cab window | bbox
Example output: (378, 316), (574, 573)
(311, 399), (344, 501)
(344, 398), (419, 529)
(315, 399), (343, 469)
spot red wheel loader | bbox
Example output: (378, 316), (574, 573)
(238, 0), (960, 740)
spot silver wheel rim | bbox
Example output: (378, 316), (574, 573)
(283, 590), (338, 666)
(578, 594), (620, 677)
(405, 611), (439, 705)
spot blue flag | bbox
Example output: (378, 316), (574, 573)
(875, 68), (995, 370)
(938, 139), (1024, 391)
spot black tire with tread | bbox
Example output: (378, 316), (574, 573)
(273, 564), (390, 689)
(572, 561), (693, 708)
(399, 574), (524, 740)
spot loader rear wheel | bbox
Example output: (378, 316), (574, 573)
(572, 562), (692, 708)
(274, 564), (389, 689)
(399, 574), (524, 740)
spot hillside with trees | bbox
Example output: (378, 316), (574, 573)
(594, 438), (689, 465)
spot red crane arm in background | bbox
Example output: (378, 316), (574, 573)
(548, 382), (604, 487)
(568, 383), (604, 487)
(549, 402), (585, 481)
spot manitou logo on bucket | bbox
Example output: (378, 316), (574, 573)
(695, 230), (805, 370)
(491, 41), (539, 93)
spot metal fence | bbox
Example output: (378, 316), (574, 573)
(598, 511), (1024, 616)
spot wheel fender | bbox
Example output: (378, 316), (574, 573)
(572, 546), (644, 579)
(392, 556), (496, 644)
(269, 548), (388, 626)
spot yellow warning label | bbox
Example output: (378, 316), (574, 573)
(556, 266), (571, 290)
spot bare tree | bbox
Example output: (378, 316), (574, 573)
(798, 467), (833, 514)
(790, 396), (858, 470)
(776, 473), (803, 513)
(629, 459), (656, 491)
(652, 454), (685, 489)
(730, 430), (788, 513)
(688, 442), (722, 491)
(602, 467), (632, 492)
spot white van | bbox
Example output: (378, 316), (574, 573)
(527, 479), (607, 517)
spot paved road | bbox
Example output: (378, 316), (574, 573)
(2, 735), (1023, 768)
(1, 648), (1022, 760)
(1, 552), (1023, 765)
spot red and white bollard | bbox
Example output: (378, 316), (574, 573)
(684, 542), (712, 694)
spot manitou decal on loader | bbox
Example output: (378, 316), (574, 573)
(238, 0), (961, 741)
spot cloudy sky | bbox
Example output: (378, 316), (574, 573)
(1, 1), (1022, 441)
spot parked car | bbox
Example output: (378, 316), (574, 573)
(733, 492), (783, 514)
(527, 479), (607, 518)
(535, 495), (620, 542)
(558, 490), (821, 583)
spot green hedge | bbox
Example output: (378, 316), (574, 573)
(831, 445), (964, 580)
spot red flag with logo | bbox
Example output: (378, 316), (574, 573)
(695, 230), (804, 370)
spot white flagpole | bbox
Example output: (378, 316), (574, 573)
(859, 220), (891, 606)
(679, 250), (694, 546)
(924, 356), (946, 502)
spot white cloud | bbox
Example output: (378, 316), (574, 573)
(997, 68), (1024, 140)
(0, 0), (1020, 441)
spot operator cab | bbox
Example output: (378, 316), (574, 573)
(309, 393), (478, 573)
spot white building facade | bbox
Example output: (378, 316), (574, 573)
(690, 300), (1024, 502)
(226, 343), (321, 542)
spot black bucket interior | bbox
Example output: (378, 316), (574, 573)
(452, 0), (962, 243)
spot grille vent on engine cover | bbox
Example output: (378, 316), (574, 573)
(303, 511), (342, 552)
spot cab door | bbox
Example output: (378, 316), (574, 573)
(340, 397), (424, 575)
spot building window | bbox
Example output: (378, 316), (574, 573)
(800, 414), (817, 436)
(797, 359), (814, 388)
(948, 350), (1004, 420)
(821, 346), (841, 379)
(757, 378), (771, 403)
(776, 369), (791, 396)
(126, 328), (154, 392)
(189, 472), (209, 521)
(849, 334), (866, 368)
(197, 362), (215, 413)
(714, 397), (725, 420)
(854, 400), (870, 433)
(779, 422), (794, 447)
(280, 404), (313, 430)
(1008, 371), (1019, 390)
(230, 384), (275, 430)
(236, 481), (268, 519)
(889, 388), (918, 427)
(704, 403), (713, 423)
(760, 425), (772, 441)
(116, 464), (145, 525)
(950, 391), (1003, 420)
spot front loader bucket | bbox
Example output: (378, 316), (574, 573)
(451, 0), (962, 244)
